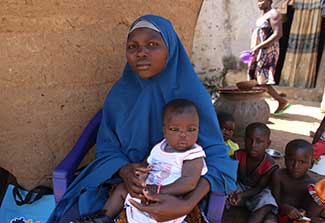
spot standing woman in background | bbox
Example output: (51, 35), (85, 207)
(248, 0), (290, 115)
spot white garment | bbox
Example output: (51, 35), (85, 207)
(125, 139), (207, 223)
(310, 155), (325, 176)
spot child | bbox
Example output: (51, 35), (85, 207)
(228, 122), (279, 223)
(272, 139), (325, 223)
(217, 111), (239, 156)
(75, 99), (207, 223)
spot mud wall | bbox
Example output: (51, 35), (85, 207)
(192, 0), (259, 84)
(0, 0), (202, 188)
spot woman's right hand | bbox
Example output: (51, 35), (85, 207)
(118, 163), (150, 199)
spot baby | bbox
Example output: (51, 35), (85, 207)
(75, 99), (207, 223)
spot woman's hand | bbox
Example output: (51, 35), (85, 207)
(128, 189), (192, 222)
(250, 45), (260, 56)
(118, 163), (150, 199)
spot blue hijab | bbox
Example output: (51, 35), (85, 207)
(49, 14), (237, 222)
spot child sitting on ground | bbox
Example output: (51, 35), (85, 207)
(217, 111), (239, 156)
(228, 122), (279, 223)
(75, 99), (207, 223)
(272, 139), (325, 223)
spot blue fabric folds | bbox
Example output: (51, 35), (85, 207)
(49, 14), (237, 222)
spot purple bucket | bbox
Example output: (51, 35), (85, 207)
(240, 50), (253, 64)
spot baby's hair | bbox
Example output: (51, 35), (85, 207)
(163, 99), (199, 120)
(245, 122), (270, 138)
(285, 139), (313, 156)
(217, 111), (235, 126)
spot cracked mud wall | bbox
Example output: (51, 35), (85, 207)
(0, 0), (202, 188)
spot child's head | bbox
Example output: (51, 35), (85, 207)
(163, 99), (199, 151)
(245, 122), (271, 159)
(285, 139), (313, 179)
(217, 112), (235, 141)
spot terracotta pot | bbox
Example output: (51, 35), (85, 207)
(214, 88), (270, 137)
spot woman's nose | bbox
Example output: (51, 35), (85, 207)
(137, 45), (148, 57)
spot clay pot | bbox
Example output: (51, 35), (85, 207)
(214, 88), (270, 137)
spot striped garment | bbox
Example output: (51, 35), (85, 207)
(280, 0), (322, 88)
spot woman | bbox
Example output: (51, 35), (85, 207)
(48, 15), (237, 223)
(248, 0), (290, 115)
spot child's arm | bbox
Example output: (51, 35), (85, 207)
(271, 169), (302, 220)
(148, 157), (204, 196)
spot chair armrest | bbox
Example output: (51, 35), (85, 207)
(52, 109), (102, 203)
(206, 192), (226, 223)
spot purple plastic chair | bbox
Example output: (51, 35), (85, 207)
(52, 109), (226, 223)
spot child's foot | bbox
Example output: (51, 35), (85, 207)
(274, 102), (291, 115)
(72, 210), (115, 223)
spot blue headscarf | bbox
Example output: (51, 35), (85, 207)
(49, 15), (237, 222)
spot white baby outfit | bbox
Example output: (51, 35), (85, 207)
(124, 139), (207, 223)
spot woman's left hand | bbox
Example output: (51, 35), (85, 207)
(128, 189), (191, 222)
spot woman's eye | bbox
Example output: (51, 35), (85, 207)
(127, 44), (137, 50)
(148, 42), (158, 47)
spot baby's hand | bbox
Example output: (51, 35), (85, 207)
(145, 184), (158, 195)
(141, 186), (159, 205)
(135, 166), (150, 187)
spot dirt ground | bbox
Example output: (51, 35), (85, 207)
(222, 97), (325, 223)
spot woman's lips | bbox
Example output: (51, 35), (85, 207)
(136, 64), (151, 70)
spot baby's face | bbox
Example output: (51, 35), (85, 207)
(245, 128), (270, 159)
(221, 120), (235, 141)
(285, 148), (312, 179)
(163, 111), (199, 151)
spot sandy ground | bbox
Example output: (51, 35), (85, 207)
(222, 98), (325, 222)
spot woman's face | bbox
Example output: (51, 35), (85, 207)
(126, 28), (168, 80)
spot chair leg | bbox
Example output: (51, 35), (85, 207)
(206, 192), (226, 223)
